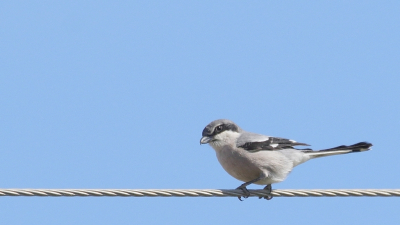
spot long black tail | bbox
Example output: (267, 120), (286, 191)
(303, 142), (372, 159)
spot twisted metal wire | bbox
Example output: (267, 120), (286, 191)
(0, 189), (399, 197)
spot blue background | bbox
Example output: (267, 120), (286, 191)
(1, 1), (399, 224)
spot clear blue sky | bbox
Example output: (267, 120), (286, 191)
(1, 1), (399, 224)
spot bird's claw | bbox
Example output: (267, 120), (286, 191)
(236, 186), (251, 201)
(258, 184), (273, 200)
(259, 195), (273, 200)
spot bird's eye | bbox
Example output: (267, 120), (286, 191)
(215, 125), (223, 132)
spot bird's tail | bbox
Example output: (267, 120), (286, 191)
(302, 142), (372, 159)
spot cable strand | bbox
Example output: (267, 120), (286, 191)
(0, 189), (398, 197)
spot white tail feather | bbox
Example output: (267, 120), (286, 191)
(303, 142), (372, 159)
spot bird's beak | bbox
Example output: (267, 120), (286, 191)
(200, 136), (212, 144)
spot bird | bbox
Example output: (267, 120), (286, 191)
(200, 119), (372, 201)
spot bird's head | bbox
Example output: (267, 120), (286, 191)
(200, 119), (242, 149)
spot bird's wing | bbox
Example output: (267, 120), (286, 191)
(237, 132), (310, 152)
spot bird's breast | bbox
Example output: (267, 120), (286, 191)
(215, 146), (263, 182)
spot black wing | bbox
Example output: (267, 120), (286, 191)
(238, 137), (310, 152)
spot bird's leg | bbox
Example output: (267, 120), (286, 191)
(236, 177), (261, 201)
(258, 184), (273, 200)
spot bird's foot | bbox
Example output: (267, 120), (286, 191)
(236, 185), (251, 201)
(258, 184), (273, 200)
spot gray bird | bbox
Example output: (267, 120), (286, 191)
(200, 119), (372, 201)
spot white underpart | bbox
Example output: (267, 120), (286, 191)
(208, 130), (311, 185)
(209, 130), (241, 150)
(270, 143), (279, 148)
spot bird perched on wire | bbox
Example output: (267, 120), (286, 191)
(200, 119), (372, 201)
